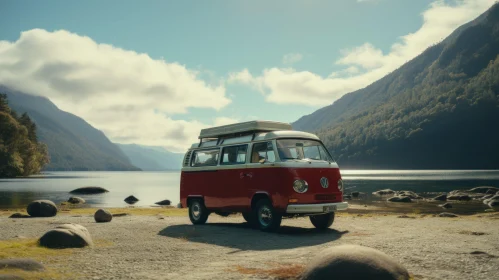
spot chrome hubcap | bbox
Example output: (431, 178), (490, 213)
(258, 206), (272, 227)
(192, 203), (201, 219)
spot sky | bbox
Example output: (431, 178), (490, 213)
(0, 0), (496, 152)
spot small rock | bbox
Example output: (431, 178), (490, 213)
(484, 195), (499, 206)
(397, 215), (415, 219)
(351, 191), (360, 198)
(481, 194), (494, 201)
(486, 189), (496, 195)
(301, 244), (410, 280)
(39, 223), (93, 248)
(432, 194), (447, 201)
(70, 186), (109, 194)
(387, 196), (412, 203)
(372, 189), (395, 196)
(0, 258), (45, 271)
(447, 194), (471, 201)
(397, 191), (420, 199)
(176, 203), (182, 209)
(468, 187), (499, 194)
(154, 199), (171, 206)
(489, 200), (499, 207)
(9, 213), (31, 218)
(68, 196), (86, 204)
(26, 200), (58, 217)
(438, 212), (458, 218)
(94, 209), (112, 223)
(124, 195), (139, 204)
(439, 203), (452, 209)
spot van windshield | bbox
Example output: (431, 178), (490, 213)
(276, 139), (334, 162)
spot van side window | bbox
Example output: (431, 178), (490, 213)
(251, 142), (276, 163)
(191, 149), (220, 167)
(221, 145), (247, 165)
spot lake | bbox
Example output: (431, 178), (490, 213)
(1, 170), (499, 209)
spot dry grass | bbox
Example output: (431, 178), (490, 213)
(230, 263), (305, 280)
(0, 207), (188, 217)
(0, 238), (73, 260)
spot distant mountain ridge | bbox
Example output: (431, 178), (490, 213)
(2, 86), (140, 171)
(116, 143), (184, 171)
(293, 3), (499, 169)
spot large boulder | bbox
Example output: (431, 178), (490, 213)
(468, 186), (499, 194)
(94, 209), (112, 223)
(372, 189), (395, 196)
(69, 186), (109, 194)
(68, 196), (85, 204)
(26, 200), (57, 217)
(397, 191), (420, 199)
(39, 223), (93, 248)
(432, 194), (447, 201)
(387, 196), (412, 203)
(301, 244), (410, 280)
(155, 199), (171, 206)
(124, 195), (139, 204)
(0, 258), (45, 271)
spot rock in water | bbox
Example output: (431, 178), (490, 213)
(39, 223), (93, 248)
(468, 186), (499, 194)
(0, 258), (45, 271)
(301, 244), (410, 280)
(26, 200), (58, 217)
(438, 212), (459, 218)
(432, 194), (447, 201)
(69, 186), (109, 194)
(124, 195), (139, 204)
(439, 203), (452, 209)
(387, 196), (412, 203)
(351, 191), (360, 198)
(94, 209), (113, 223)
(155, 199), (171, 206)
(447, 194), (471, 201)
(68, 196), (86, 204)
(372, 189), (395, 196)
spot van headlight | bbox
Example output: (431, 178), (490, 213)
(338, 179), (344, 192)
(293, 180), (308, 193)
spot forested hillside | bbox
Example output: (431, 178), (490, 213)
(0, 94), (49, 177)
(293, 4), (499, 169)
(1, 87), (140, 171)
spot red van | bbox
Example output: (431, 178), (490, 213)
(180, 121), (348, 231)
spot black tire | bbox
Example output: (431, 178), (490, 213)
(309, 212), (335, 229)
(188, 199), (209, 225)
(254, 198), (282, 232)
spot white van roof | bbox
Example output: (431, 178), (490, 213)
(199, 120), (292, 139)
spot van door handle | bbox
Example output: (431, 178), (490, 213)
(240, 172), (253, 178)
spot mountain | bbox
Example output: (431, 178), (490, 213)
(116, 143), (184, 171)
(293, 4), (499, 169)
(1, 87), (140, 171)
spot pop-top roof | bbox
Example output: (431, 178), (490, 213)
(199, 120), (292, 139)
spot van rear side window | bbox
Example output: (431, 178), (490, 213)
(191, 149), (220, 167)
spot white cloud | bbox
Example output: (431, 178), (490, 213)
(282, 53), (303, 65)
(0, 29), (232, 152)
(229, 0), (496, 106)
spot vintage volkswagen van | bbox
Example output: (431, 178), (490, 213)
(180, 121), (348, 231)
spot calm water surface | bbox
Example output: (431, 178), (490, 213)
(1, 170), (499, 208)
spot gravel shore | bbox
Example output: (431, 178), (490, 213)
(1, 212), (498, 280)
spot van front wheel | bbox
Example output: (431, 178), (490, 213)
(309, 212), (335, 229)
(189, 199), (209, 225)
(255, 199), (282, 232)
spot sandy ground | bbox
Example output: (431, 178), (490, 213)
(1, 211), (499, 280)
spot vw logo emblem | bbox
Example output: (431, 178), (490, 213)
(320, 177), (329, 188)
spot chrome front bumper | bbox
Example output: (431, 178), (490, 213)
(286, 202), (349, 214)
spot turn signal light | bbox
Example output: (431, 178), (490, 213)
(289, 198), (298, 203)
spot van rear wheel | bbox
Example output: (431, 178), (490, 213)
(309, 212), (335, 229)
(189, 199), (209, 225)
(254, 198), (282, 232)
